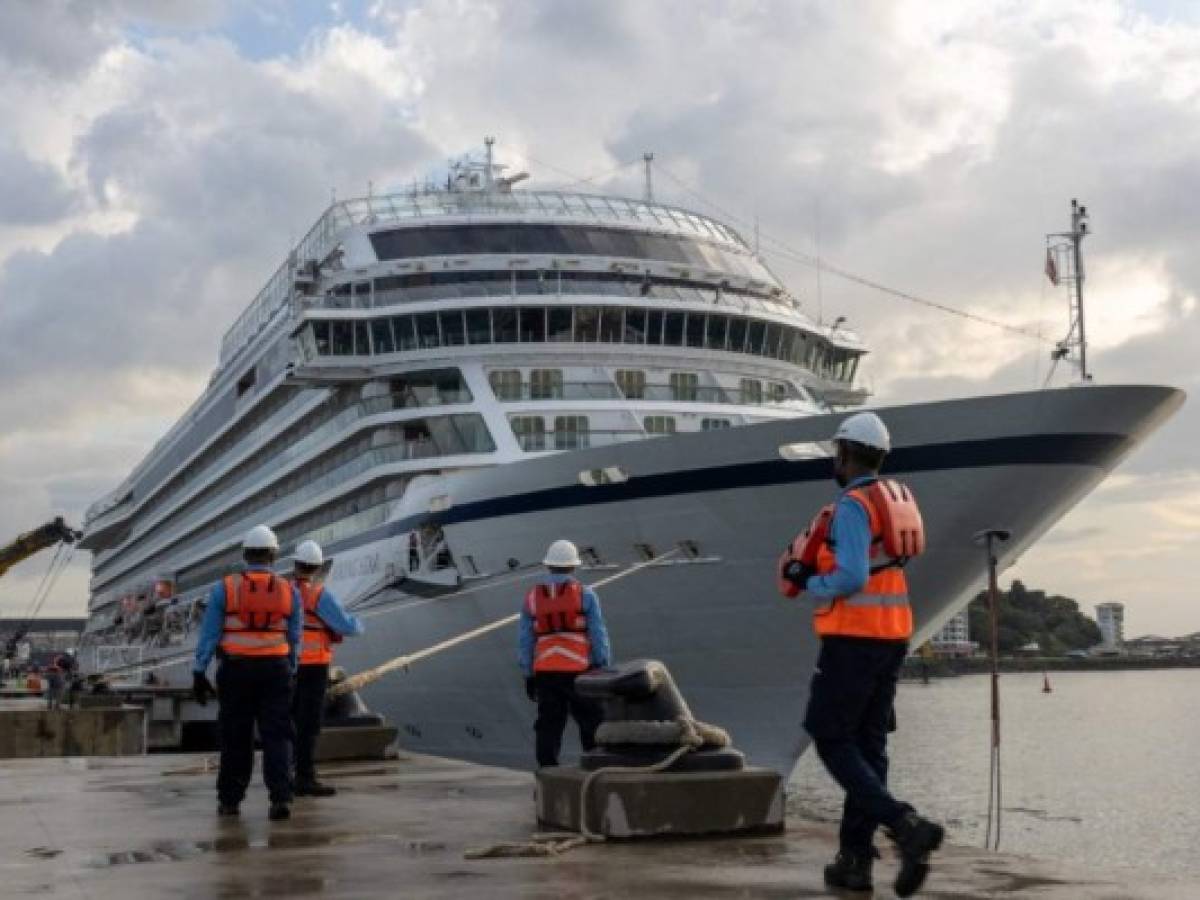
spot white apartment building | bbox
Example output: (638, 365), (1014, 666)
(1096, 602), (1125, 653)
(930, 609), (975, 657)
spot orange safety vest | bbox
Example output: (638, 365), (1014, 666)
(811, 485), (916, 641)
(220, 572), (293, 658)
(525, 581), (592, 674)
(295, 578), (334, 666)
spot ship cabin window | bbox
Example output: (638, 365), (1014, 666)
(329, 283), (352, 309)
(312, 321), (331, 355)
(530, 369), (563, 400)
(416, 313), (440, 349)
(702, 418), (732, 430)
(520, 307), (546, 342)
(548, 307), (573, 342)
(511, 416), (546, 451)
(575, 307), (599, 342)
(685, 313), (706, 348)
(669, 372), (699, 402)
(393, 316), (418, 351)
(392, 369), (472, 407)
(493, 307), (518, 343)
(354, 282), (372, 308)
(354, 322), (370, 355)
(489, 369), (522, 401)
(554, 416), (590, 450)
(767, 381), (788, 403)
(740, 378), (763, 404)
(466, 308), (492, 344)
(600, 307), (623, 343)
(644, 416), (676, 435)
(728, 317), (748, 353)
(236, 367), (257, 397)
(440, 310), (466, 346)
(615, 369), (645, 400)
(663, 311), (685, 346)
(646, 310), (664, 345)
(331, 321), (354, 356)
(372, 319), (396, 354)
(624, 308), (647, 344)
(746, 320), (766, 355)
(706, 315), (728, 351)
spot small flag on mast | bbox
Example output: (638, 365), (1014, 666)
(1044, 248), (1059, 286)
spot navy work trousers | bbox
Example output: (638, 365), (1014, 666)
(803, 636), (909, 854)
(215, 656), (294, 806)
(533, 672), (603, 767)
(291, 663), (329, 785)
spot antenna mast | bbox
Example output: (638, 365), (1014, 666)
(1045, 198), (1091, 383)
(643, 152), (654, 203)
(484, 137), (496, 191)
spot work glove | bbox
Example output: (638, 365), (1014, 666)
(781, 560), (814, 591)
(192, 672), (215, 706)
(524, 676), (538, 702)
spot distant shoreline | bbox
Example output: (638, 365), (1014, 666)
(901, 655), (1200, 678)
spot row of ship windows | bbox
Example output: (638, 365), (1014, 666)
(487, 369), (792, 405)
(508, 414), (731, 452)
(306, 306), (861, 382)
(328, 270), (779, 309)
(367, 224), (760, 277)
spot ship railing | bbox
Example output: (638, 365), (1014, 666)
(96, 423), (495, 588)
(220, 188), (750, 365)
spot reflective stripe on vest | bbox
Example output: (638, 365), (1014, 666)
(220, 572), (293, 658)
(295, 578), (334, 666)
(525, 581), (592, 674)
(812, 488), (914, 641)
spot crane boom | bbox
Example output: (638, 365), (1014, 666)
(0, 517), (82, 580)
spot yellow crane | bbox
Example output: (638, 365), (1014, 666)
(1, 517), (82, 658)
(0, 518), (81, 580)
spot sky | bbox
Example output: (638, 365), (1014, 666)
(2, 0), (1199, 637)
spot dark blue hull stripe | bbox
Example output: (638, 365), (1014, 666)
(324, 432), (1129, 557)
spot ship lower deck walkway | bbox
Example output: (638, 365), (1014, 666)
(1, 752), (1191, 899)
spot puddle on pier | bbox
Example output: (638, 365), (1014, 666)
(85, 833), (447, 869)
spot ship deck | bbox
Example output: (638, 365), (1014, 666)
(2, 751), (1192, 899)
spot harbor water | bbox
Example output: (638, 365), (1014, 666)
(790, 667), (1200, 876)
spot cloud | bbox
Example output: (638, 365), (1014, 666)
(3, 0), (1200, 634)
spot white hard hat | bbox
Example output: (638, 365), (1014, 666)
(294, 540), (323, 567)
(832, 412), (891, 453)
(243, 524), (280, 552)
(543, 539), (582, 568)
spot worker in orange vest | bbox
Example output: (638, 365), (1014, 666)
(289, 540), (363, 797)
(780, 413), (944, 897)
(518, 539), (611, 767)
(192, 524), (302, 821)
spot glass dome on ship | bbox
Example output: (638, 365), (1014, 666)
(75, 141), (1181, 776)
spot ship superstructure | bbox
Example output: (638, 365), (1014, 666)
(77, 145), (1182, 775)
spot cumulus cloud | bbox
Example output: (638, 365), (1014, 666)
(1, 0), (1198, 633)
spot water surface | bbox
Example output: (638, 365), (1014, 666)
(789, 668), (1200, 876)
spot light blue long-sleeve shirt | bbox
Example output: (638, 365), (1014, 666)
(518, 573), (612, 677)
(193, 566), (303, 674)
(805, 475), (877, 600)
(303, 583), (365, 638)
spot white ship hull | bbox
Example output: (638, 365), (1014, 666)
(83, 384), (1182, 777)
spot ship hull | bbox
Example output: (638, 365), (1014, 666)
(82, 384), (1183, 777)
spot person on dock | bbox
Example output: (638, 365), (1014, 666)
(518, 539), (611, 767)
(288, 540), (364, 798)
(192, 524), (302, 821)
(780, 412), (945, 897)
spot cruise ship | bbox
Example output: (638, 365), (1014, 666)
(77, 144), (1183, 775)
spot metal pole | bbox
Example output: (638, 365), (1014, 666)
(974, 527), (1010, 851)
(643, 152), (654, 203)
(1071, 199), (1089, 382)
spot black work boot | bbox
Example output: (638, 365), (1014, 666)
(268, 802), (291, 821)
(888, 810), (945, 897)
(295, 780), (337, 797)
(823, 849), (874, 891)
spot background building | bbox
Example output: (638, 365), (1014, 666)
(0, 617), (85, 666)
(1095, 602), (1126, 654)
(930, 609), (976, 657)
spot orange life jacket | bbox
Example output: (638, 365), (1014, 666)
(777, 503), (835, 598)
(220, 572), (293, 658)
(810, 480), (924, 641)
(294, 578), (334, 666)
(525, 581), (592, 674)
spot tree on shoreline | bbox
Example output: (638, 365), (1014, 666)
(967, 580), (1102, 655)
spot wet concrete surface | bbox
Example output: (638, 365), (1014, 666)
(1, 752), (1195, 898)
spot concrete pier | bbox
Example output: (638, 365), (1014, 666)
(0, 699), (145, 758)
(1, 752), (1194, 898)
